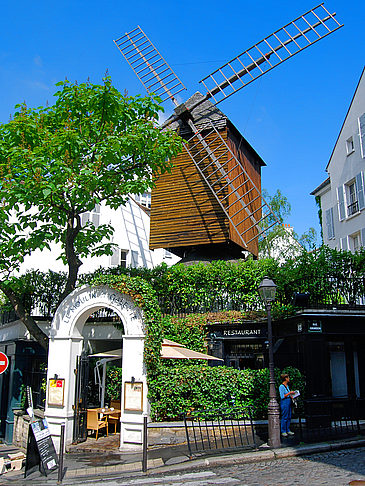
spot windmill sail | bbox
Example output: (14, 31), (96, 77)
(199, 3), (343, 104)
(114, 4), (342, 256)
(114, 26), (186, 104)
(183, 120), (279, 249)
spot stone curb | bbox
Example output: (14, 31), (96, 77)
(2, 438), (365, 484)
(60, 437), (365, 480)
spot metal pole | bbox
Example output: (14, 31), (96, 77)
(267, 303), (281, 448)
(57, 424), (65, 484)
(142, 416), (148, 472)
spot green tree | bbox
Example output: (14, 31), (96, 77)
(260, 189), (318, 259)
(0, 77), (182, 349)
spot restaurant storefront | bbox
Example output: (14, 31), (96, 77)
(208, 309), (365, 400)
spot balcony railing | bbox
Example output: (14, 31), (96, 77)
(347, 200), (359, 216)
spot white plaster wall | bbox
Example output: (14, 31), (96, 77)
(18, 197), (179, 275)
(319, 69), (365, 249)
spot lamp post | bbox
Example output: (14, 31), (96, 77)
(258, 277), (281, 449)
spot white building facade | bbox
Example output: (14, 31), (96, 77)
(19, 195), (179, 275)
(312, 67), (365, 251)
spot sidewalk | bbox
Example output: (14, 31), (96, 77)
(1, 436), (365, 485)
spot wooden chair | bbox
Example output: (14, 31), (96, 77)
(87, 409), (108, 440)
(110, 399), (121, 409)
(108, 399), (121, 434)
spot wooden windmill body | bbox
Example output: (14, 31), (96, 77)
(114, 4), (342, 261)
(150, 92), (265, 259)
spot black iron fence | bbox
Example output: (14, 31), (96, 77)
(278, 276), (365, 310)
(182, 407), (257, 456)
(157, 276), (365, 316)
(296, 398), (365, 443)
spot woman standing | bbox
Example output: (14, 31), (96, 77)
(279, 373), (296, 437)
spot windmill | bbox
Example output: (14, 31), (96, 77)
(114, 4), (342, 261)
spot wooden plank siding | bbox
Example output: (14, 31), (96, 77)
(150, 125), (262, 258)
(150, 129), (230, 250)
(227, 128), (262, 256)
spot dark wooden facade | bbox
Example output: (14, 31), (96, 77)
(208, 310), (365, 400)
(149, 93), (265, 259)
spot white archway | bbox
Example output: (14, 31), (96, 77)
(45, 285), (148, 450)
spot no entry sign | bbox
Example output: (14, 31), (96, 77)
(0, 352), (9, 374)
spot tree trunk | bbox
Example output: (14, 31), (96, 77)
(57, 213), (82, 305)
(0, 284), (49, 351)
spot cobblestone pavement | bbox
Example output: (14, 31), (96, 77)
(76, 446), (365, 486)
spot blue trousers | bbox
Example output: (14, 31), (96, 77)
(280, 398), (292, 433)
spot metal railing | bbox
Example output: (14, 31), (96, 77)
(348, 201), (359, 216)
(278, 276), (365, 310)
(182, 407), (257, 456)
(297, 398), (365, 443)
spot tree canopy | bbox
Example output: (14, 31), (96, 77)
(0, 77), (182, 348)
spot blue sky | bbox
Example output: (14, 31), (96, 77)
(1, 0), (364, 240)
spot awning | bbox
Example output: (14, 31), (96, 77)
(90, 349), (122, 358)
(161, 339), (223, 361)
(90, 339), (222, 361)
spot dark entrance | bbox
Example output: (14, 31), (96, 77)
(225, 342), (264, 370)
(72, 353), (89, 444)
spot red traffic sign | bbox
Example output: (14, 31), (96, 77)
(0, 352), (9, 374)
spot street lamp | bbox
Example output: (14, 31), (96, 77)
(258, 277), (281, 449)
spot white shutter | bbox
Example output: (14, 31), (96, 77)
(81, 212), (89, 226)
(358, 114), (365, 158)
(325, 208), (335, 239)
(361, 228), (365, 248)
(91, 212), (100, 227)
(110, 247), (120, 266)
(340, 237), (348, 250)
(337, 186), (346, 220)
(91, 204), (100, 227)
(131, 250), (139, 268)
(356, 172), (365, 210)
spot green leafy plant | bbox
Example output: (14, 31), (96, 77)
(148, 364), (305, 421)
(105, 366), (123, 403)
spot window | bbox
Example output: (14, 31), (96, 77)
(346, 136), (354, 155)
(346, 181), (358, 216)
(110, 248), (128, 267)
(134, 192), (151, 209)
(349, 232), (361, 253)
(339, 173), (365, 219)
(81, 204), (101, 228)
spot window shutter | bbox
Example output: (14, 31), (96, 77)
(325, 208), (335, 239)
(361, 228), (365, 247)
(91, 212), (100, 227)
(131, 250), (139, 268)
(337, 186), (345, 220)
(359, 114), (365, 158)
(340, 237), (348, 250)
(356, 172), (365, 210)
(110, 247), (120, 266)
(81, 213), (89, 226)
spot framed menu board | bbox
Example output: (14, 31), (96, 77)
(24, 418), (58, 478)
(124, 382), (143, 411)
(47, 379), (65, 406)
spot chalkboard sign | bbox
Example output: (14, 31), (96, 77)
(24, 418), (58, 478)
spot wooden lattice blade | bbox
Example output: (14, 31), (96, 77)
(114, 26), (186, 104)
(199, 4), (343, 104)
(183, 121), (280, 248)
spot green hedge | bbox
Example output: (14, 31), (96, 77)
(148, 364), (305, 421)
